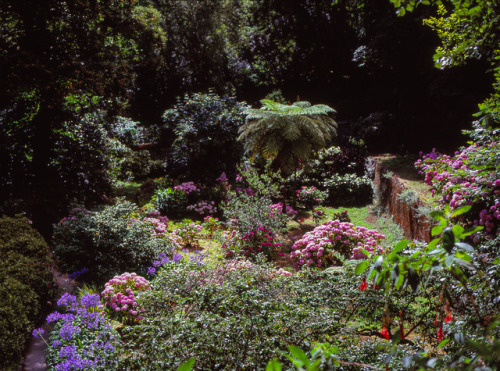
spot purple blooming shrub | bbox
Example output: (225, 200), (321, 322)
(38, 294), (118, 371)
(101, 273), (150, 323)
(291, 220), (385, 268)
(415, 142), (500, 238)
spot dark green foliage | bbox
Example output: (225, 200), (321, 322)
(298, 146), (373, 206)
(161, 91), (248, 181)
(0, 216), (54, 369)
(153, 187), (188, 217)
(107, 139), (163, 183)
(52, 112), (113, 204)
(118, 261), (343, 369)
(52, 200), (174, 284)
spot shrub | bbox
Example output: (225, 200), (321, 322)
(52, 112), (112, 204)
(117, 260), (340, 370)
(153, 187), (188, 217)
(52, 200), (175, 284)
(300, 144), (367, 181)
(41, 293), (119, 370)
(322, 174), (373, 206)
(296, 185), (327, 208)
(0, 216), (54, 369)
(108, 116), (153, 147)
(101, 273), (150, 323)
(107, 139), (161, 182)
(415, 141), (500, 238)
(297, 146), (373, 206)
(290, 220), (385, 268)
(240, 226), (285, 260)
(173, 219), (204, 247)
(161, 91), (248, 181)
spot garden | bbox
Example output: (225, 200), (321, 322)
(1, 0), (499, 370)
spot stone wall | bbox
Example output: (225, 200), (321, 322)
(373, 160), (432, 242)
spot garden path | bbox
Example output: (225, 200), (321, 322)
(23, 270), (75, 371)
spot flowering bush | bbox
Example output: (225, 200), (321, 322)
(291, 220), (385, 268)
(202, 216), (221, 237)
(38, 293), (119, 371)
(187, 200), (217, 216)
(297, 186), (327, 208)
(53, 200), (174, 284)
(268, 202), (298, 218)
(101, 273), (150, 323)
(117, 260), (344, 370)
(147, 252), (187, 276)
(240, 227), (285, 260)
(173, 219), (204, 247)
(415, 142), (500, 238)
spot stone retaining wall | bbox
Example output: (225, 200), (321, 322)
(373, 160), (432, 242)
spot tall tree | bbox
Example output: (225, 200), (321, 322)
(0, 0), (166, 233)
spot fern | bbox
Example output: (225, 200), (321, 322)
(238, 99), (337, 175)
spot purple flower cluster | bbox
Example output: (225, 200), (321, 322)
(68, 267), (89, 280)
(40, 294), (117, 370)
(291, 220), (385, 268)
(101, 273), (150, 322)
(187, 200), (217, 215)
(174, 181), (200, 195)
(416, 142), (500, 237)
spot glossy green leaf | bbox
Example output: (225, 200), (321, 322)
(450, 205), (471, 218)
(452, 225), (465, 237)
(355, 260), (370, 274)
(266, 358), (282, 371)
(431, 225), (444, 236)
(177, 358), (195, 371)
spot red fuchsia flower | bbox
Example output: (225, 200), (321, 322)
(359, 277), (367, 291)
(434, 315), (438, 327)
(380, 326), (390, 340)
(445, 312), (453, 323)
(437, 326), (444, 342)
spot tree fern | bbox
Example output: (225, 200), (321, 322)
(238, 99), (337, 176)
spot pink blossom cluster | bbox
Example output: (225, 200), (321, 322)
(143, 215), (182, 249)
(241, 226), (285, 258)
(174, 221), (204, 246)
(291, 220), (385, 268)
(297, 186), (325, 206)
(269, 202), (298, 217)
(187, 200), (217, 215)
(415, 142), (500, 237)
(174, 181), (200, 195)
(101, 273), (150, 322)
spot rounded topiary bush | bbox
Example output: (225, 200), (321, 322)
(0, 215), (54, 369)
